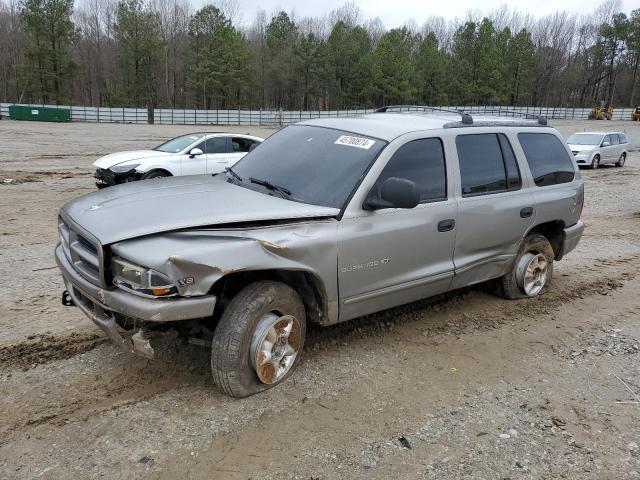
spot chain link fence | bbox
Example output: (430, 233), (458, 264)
(1, 103), (636, 125)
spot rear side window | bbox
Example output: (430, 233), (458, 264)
(456, 133), (522, 196)
(232, 137), (256, 152)
(517, 133), (575, 187)
(374, 138), (446, 203)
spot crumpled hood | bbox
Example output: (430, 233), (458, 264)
(93, 150), (172, 169)
(61, 174), (340, 245)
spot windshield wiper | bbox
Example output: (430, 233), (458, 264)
(249, 177), (291, 198)
(224, 166), (243, 182)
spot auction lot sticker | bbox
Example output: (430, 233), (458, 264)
(335, 135), (376, 149)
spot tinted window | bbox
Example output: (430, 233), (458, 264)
(374, 138), (446, 203)
(498, 134), (522, 190)
(610, 134), (620, 145)
(232, 125), (386, 208)
(518, 133), (575, 187)
(201, 137), (227, 154)
(232, 137), (255, 153)
(620, 133), (628, 144)
(456, 134), (519, 196)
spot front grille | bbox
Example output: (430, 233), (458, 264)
(59, 217), (104, 286)
(572, 151), (579, 155)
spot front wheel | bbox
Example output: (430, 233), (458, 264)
(591, 155), (600, 169)
(496, 233), (554, 300)
(211, 281), (306, 398)
(615, 153), (626, 167)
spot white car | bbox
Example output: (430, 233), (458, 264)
(94, 133), (264, 187)
(566, 131), (628, 169)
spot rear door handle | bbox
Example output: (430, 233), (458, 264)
(520, 207), (534, 218)
(437, 219), (455, 232)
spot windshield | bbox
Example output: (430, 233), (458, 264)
(154, 134), (205, 153)
(231, 125), (386, 208)
(566, 133), (603, 146)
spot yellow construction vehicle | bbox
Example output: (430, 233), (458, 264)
(589, 101), (613, 120)
(631, 106), (640, 121)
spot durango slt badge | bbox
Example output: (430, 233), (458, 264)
(341, 258), (390, 273)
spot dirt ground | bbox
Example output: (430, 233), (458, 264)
(1, 118), (640, 479)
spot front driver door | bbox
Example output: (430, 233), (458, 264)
(204, 137), (232, 174)
(337, 137), (457, 322)
(180, 140), (209, 175)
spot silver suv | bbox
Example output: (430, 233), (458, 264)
(56, 109), (585, 397)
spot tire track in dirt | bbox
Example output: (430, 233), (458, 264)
(2, 251), (638, 445)
(0, 332), (107, 370)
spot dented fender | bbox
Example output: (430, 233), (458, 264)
(110, 219), (340, 323)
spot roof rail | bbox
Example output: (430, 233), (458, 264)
(375, 105), (473, 125)
(474, 107), (547, 126)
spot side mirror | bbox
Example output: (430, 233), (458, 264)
(601, 142), (610, 147)
(363, 177), (420, 210)
(189, 148), (203, 157)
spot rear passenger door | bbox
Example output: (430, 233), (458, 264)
(452, 133), (535, 289)
(228, 137), (258, 166)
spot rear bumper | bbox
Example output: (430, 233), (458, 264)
(55, 244), (217, 323)
(557, 221), (584, 260)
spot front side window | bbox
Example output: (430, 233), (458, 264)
(373, 138), (446, 203)
(610, 134), (620, 145)
(518, 133), (575, 187)
(232, 125), (386, 208)
(456, 133), (521, 197)
(620, 133), (628, 144)
(201, 137), (228, 154)
(602, 135), (612, 146)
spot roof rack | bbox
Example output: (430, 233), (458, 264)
(375, 105), (473, 125)
(374, 105), (548, 127)
(466, 107), (548, 126)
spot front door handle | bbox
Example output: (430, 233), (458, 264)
(437, 219), (455, 232)
(520, 207), (534, 218)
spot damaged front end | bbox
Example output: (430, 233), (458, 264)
(95, 164), (140, 188)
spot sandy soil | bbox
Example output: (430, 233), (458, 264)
(0, 119), (639, 479)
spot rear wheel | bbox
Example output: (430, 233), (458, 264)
(211, 281), (306, 398)
(496, 233), (554, 300)
(590, 154), (600, 169)
(615, 153), (626, 167)
(141, 170), (170, 180)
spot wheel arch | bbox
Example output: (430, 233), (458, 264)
(526, 220), (565, 260)
(209, 269), (329, 326)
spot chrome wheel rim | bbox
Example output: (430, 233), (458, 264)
(516, 253), (549, 296)
(619, 155), (625, 166)
(250, 313), (301, 384)
(592, 156), (599, 168)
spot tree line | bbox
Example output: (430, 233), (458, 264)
(1, 0), (639, 110)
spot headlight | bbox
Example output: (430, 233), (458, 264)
(110, 163), (140, 173)
(112, 257), (177, 297)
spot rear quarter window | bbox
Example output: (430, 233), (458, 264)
(517, 133), (575, 187)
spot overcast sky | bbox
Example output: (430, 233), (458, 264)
(228, 0), (635, 28)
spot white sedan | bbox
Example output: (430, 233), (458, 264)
(94, 133), (264, 187)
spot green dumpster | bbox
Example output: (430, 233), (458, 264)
(8, 105), (71, 122)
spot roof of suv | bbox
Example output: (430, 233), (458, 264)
(300, 113), (544, 142)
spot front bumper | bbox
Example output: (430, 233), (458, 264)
(56, 243), (217, 329)
(573, 153), (592, 165)
(557, 221), (585, 260)
(94, 167), (138, 188)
